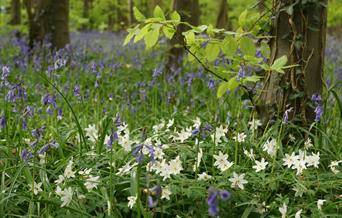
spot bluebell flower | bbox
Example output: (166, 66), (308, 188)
(314, 105), (323, 122)
(0, 116), (6, 129)
(20, 149), (33, 161)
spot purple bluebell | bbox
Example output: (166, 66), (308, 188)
(208, 205), (219, 217)
(0, 116), (6, 129)
(208, 79), (216, 89)
(20, 149), (33, 161)
(314, 105), (323, 122)
(237, 66), (245, 81)
(73, 84), (80, 96)
(38, 144), (50, 155)
(57, 108), (63, 120)
(148, 196), (157, 208)
(219, 190), (231, 201)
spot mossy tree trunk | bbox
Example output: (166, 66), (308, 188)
(258, 0), (327, 126)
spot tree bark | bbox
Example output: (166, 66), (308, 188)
(9, 0), (21, 25)
(24, 0), (70, 50)
(166, 0), (200, 71)
(216, 0), (230, 30)
(81, 0), (90, 30)
(258, 0), (327, 125)
(127, 0), (135, 26)
(259, 0), (265, 13)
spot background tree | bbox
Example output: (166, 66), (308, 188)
(9, 0), (21, 25)
(166, 0), (200, 71)
(216, 0), (230, 29)
(24, 0), (70, 50)
(258, 0), (328, 125)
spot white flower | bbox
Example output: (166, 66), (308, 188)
(193, 148), (203, 171)
(116, 161), (138, 176)
(292, 159), (307, 175)
(306, 152), (320, 168)
(248, 119), (262, 130)
(56, 186), (73, 207)
(243, 148), (255, 160)
(153, 120), (165, 133)
(117, 122), (128, 133)
(317, 199), (326, 210)
(159, 161), (172, 181)
(211, 125), (228, 144)
(85, 124), (98, 143)
(329, 160), (342, 174)
(118, 133), (134, 152)
(104, 134), (111, 146)
(127, 196), (137, 209)
(295, 209), (302, 218)
(263, 139), (277, 157)
(64, 158), (76, 179)
(154, 146), (165, 160)
(233, 132), (247, 143)
(252, 158), (268, 172)
(172, 128), (192, 143)
(279, 203), (287, 218)
(198, 172), (212, 181)
(161, 187), (172, 200)
(84, 175), (100, 191)
(193, 117), (201, 129)
(166, 119), (174, 129)
(283, 152), (297, 168)
(32, 182), (43, 195)
(214, 151), (233, 172)
(229, 172), (248, 190)
(78, 168), (92, 175)
(304, 138), (313, 149)
(55, 175), (65, 185)
(168, 156), (183, 175)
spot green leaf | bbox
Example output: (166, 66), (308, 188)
(134, 25), (150, 43)
(271, 55), (288, 73)
(144, 28), (160, 49)
(162, 26), (176, 39)
(239, 37), (256, 57)
(222, 36), (238, 58)
(170, 11), (181, 21)
(184, 31), (195, 45)
(133, 7), (146, 22)
(217, 77), (239, 98)
(123, 31), (135, 46)
(238, 10), (248, 28)
(153, 5), (165, 20)
(205, 42), (221, 62)
(243, 75), (262, 83)
(260, 42), (270, 59)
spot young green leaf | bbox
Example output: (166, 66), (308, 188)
(271, 55), (288, 73)
(222, 36), (238, 58)
(239, 37), (256, 57)
(170, 11), (181, 22)
(217, 77), (239, 98)
(206, 42), (221, 62)
(153, 5), (165, 20)
(133, 7), (146, 22)
(144, 28), (160, 49)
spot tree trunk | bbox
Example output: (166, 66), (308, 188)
(258, 0), (327, 126)
(166, 0), (200, 71)
(81, 0), (90, 30)
(259, 0), (265, 13)
(216, 0), (230, 30)
(9, 0), (21, 25)
(24, 0), (69, 50)
(127, 0), (134, 26)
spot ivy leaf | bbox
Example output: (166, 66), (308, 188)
(240, 37), (256, 57)
(205, 42), (221, 62)
(238, 10), (248, 28)
(170, 11), (181, 22)
(222, 36), (238, 58)
(271, 55), (288, 73)
(133, 7), (146, 21)
(184, 31), (196, 45)
(153, 5), (165, 20)
(260, 42), (270, 59)
(144, 28), (160, 49)
(243, 75), (262, 83)
(134, 25), (150, 43)
(217, 77), (239, 98)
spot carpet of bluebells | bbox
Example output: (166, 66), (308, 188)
(0, 32), (342, 218)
